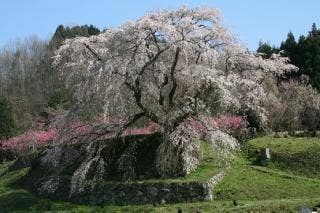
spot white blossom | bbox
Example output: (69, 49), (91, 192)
(53, 6), (297, 135)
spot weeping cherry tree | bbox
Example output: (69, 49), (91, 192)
(53, 6), (297, 176)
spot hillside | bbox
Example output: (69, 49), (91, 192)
(0, 136), (320, 212)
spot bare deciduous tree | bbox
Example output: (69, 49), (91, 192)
(0, 36), (48, 130)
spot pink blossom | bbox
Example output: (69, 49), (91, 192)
(183, 115), (247, 137)
(209, 115), (247, 133)
(0, 115), (246, 153)
(35, 129), (58, 144)
(0, 128), (58, 152)
(123, 123), (161, 136)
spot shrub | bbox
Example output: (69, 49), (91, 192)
(48, 88), (71, 110)
(206, 130), (239, 160)
(0, 116), (161, 153)
(244, 108), (265, 132)
(267, 81), (320, 133)
(0, 97), (16, 140)
(299, 92), (320, 134)
(201, 115), (248, 141)
(1, 128), (58, 152)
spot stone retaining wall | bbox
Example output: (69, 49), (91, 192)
(69, 171), (226, 205)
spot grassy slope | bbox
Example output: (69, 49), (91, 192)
(1, 137), (320, 212)
(214, 155), (320, 201)
(248, 135), (320, 153)
(248, 136), (320, 178)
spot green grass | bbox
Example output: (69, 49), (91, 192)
(1, 136), (320, 212)
(247, 135), (320, 178)
(180, 141), (224, 182)
(214, 155), (320, 201)
(248, 135), (320, 153)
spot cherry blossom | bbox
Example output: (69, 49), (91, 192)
(53, 6), (297, 139)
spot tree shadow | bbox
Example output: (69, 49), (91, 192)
(0, 167), (52, 212)
(0, 173), (86, 212)
(0, 191), (53, 212)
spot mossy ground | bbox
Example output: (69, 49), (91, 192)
(1, 136), (320, 212)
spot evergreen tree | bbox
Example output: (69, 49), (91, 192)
(279, 32), (300, 78)
(303, 32), (320, 90)
(49, 24), (101, 49)
(49, 25), (66, 49)
(0, 97), (16, 140)
(88, 24), (100, 35)
(259, 23), (320, 91)
(309, 23), (320, 37)
(280, 32), (298, 60)
(257, 41), (279, 59)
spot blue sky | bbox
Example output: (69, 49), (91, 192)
(0, 0), (319, 50)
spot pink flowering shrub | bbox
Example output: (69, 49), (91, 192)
(34, 129), (58, 144)
(212, 115), (248, 141)
(123, 122), (161, 136)
(0, 115), (161, 153)
(1, 128), (58, 152)
(184, 115), (248, 140)
(0, 114), (247, 153)
(105, 116), (128, 125)
(209, 115), (247, 134)
(184, 118), (207, 137)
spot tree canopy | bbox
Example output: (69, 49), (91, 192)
(54, 6), (297, 137)
(50, 24), (101, 49)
